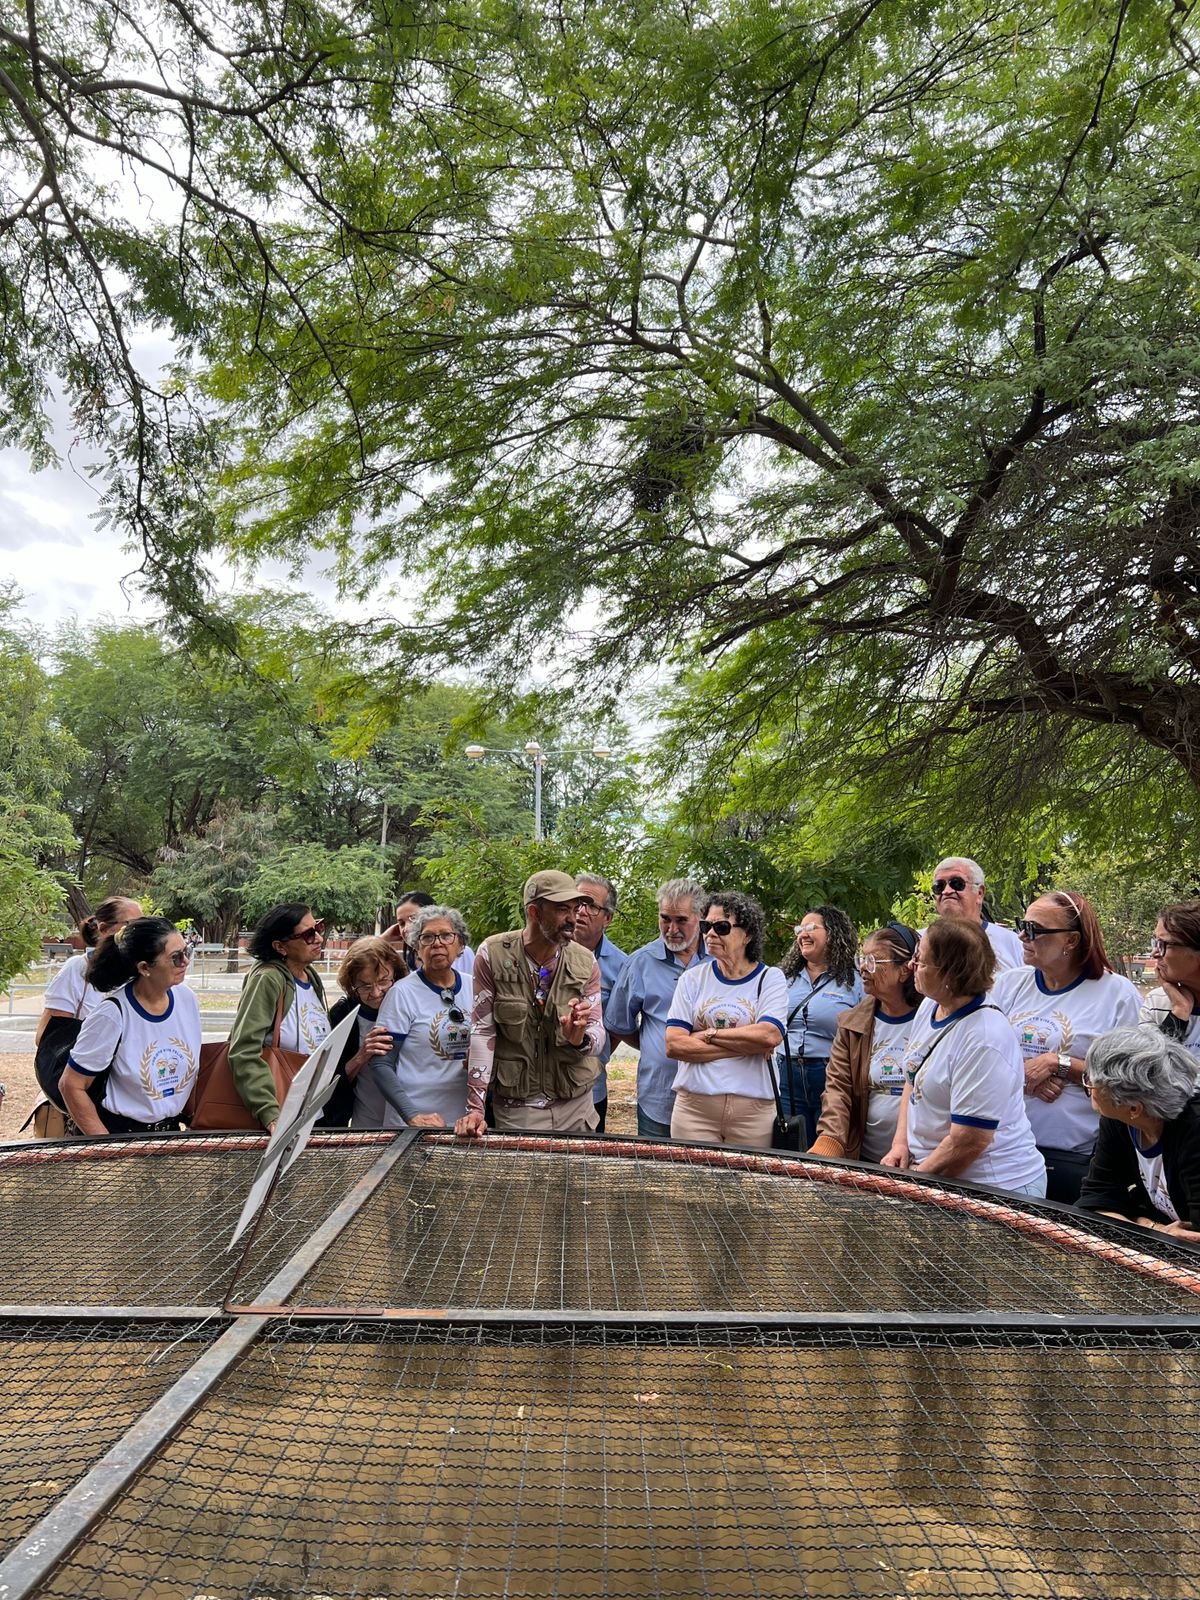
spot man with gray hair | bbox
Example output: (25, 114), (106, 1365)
(606, 877), (706, 1138)
(573, 873), (628, 1133)
(1077, 1026), (1200, 1240)
(932, 854), (1024, 972)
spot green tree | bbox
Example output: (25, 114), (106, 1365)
(150, 806), (280, 947)
(242, 844), (393, 933)
(6, 0), (1200, 855)
(0, 588), (75, 983)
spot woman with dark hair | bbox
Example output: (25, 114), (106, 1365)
(225, 903), (329, 1130)
(778, 905), (863, 1146)
(58, 917), (200, 1135)
(1140, 900), (1200, 1060)
(322, 936), (409, 1127)
(992, 890), (1140, 1202)
(882, 918), (1045, 1195)
(664, 891), (787, 1148)
(35, 895), (143, 1044)
(809, 922), (921, 1162)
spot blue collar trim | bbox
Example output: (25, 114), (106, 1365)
(711, 959), (765, 987)
(1035, 968), (1088, 997)
(876, 1004), (919, 1023)
(932, 994), (985, 1029)
(418, 970), (461, 998)
(124, 982), (174, 1023)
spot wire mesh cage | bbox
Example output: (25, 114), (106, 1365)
(2, 1131), (1199, 1600)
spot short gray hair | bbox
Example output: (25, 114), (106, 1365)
(576, 873), (617, 913)
(936, 856), (985, 887)
(409, 904), (470, 950)
(1085, 1026), (1200, 1122)
(656, 877), (706, 914)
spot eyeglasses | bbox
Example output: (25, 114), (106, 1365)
(700, 920), (739, 937)
(1081, 1073), (1094, 1092)
(858, 954), (904, 975)
(354, 975), (394, 997)
(418, 931), (457, 946)
(576, 898), (610, 914)
(1016, 918), (1078, 941)
(438, 987), (466, 1025)
(932, 876), (973, 895)
(291, 920), (325, 944)
(1151, 937), (1198, 956)
(797, 924), (824, 936)
(166, 950), (190, 969)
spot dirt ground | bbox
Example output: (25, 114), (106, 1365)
(0, 1048), (641, 1143)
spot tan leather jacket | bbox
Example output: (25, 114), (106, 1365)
(808, 996), (876, 1159)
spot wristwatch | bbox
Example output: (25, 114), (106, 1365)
(1056, 1053), (1072, 1080)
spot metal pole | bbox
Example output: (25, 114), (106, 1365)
(375, 797), (389, 934)
(532, 751), (543, 840)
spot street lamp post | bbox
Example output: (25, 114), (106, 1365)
(465, 738), (613, 841)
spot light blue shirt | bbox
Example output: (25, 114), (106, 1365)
(605, 936), (702, 1124)
(783, 969), (863, 1065)
(591, 933), (629, 1104)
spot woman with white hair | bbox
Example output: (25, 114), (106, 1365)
(367, 904), (474, 1131)
(1077, 1027), (1200, 1241)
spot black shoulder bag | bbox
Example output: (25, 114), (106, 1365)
(35, 996), (119, 1113)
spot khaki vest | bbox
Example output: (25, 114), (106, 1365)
(485, 930), (600, 1100)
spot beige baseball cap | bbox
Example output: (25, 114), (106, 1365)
(523, 869), (584, 905)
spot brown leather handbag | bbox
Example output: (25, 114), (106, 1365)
(188, 984), (309, 1131)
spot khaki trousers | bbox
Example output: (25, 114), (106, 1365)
(670, 1087), (775, 1150)
(494, 1084), (599, 1134)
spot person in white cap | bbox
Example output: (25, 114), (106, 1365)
(460, 869), (605, 1137)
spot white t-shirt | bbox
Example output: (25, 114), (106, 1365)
(280, 978), (330, 1054)
(67, 982), (202, 1123)
(365, 970), (474, 1128)
(43, 953), (108, 1020)
(984, 921), (1025, 972)
(992, 966), (1142, 1152)
(903, 997), (1044, 1191)
(862, 1007), (919, 1163)
(667, 960), (788, 1099)
(1140, 989), (1200, 1057)
(1132, 1132), (1178, 1221)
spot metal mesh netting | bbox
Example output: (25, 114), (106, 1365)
(4, 1133), (1200, 1600)
(282, 1137), (1200, 1316)
(0, 1137), (384, 1307)
(29, 1322), (1200, 1600)
(0, 1319), (216, 1552)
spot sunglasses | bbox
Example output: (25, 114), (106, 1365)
(166, 950), (190, 969)
(932, 876), (972, 895)
(1016, 918), (1078, 941)
(700, 920), (739, 937)
(534, 964), (555, 1006)
(438, 987), (466, 1025)
(291, 920), (325, 944)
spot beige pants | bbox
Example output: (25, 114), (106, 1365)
(670, 1087), (775, 1150)
(494, 1084), (599, 1134)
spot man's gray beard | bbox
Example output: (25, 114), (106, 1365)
(662, 932), (689, 951)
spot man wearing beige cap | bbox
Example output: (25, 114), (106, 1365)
(460, 869), (605, 1137)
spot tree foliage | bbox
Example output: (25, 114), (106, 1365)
(4, 0), (1200, 884)
(0, 588), (74, 983)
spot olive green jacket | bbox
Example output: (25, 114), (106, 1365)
(227, 959), (327, 1127)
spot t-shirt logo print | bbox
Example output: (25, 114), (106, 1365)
(138, 1037), (196, 1101)
(1013, 1009), (1074, 1058)
(428, 1010), (470, 1061)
